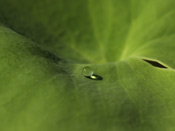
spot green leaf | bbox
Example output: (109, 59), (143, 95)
(0, 0), (175, 131)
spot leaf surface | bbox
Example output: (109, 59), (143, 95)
(0, 0), (175, 131)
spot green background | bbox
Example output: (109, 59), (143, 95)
(0, 0), (175, 130)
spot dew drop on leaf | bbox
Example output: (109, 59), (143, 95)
(82, 66), (93, 77)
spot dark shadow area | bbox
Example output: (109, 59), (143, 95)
(85, 74), (103, 80)
(29, 45), (64, 63)
(143, 59), (167, 69)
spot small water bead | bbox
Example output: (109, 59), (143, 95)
(82, 66), (93, 77)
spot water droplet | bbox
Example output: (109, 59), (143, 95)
(82, 66), (93, 77)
